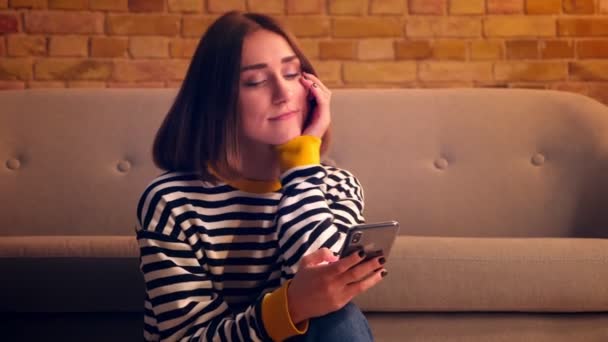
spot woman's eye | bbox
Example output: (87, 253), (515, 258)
(244, 80), (266, 87)
(284, 72), (300, 79)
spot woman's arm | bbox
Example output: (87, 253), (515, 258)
(274, 135), (365, 279)
(138, 184), (305, 342)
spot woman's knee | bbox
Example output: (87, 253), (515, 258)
(308, 302), (373, 341)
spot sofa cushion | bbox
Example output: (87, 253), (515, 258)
(355, 236), (608, 312)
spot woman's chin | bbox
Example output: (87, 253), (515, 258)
(270, 130), (301, 145)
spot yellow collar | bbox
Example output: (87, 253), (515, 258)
(209, 166), (281, 194)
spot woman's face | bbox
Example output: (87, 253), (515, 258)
(237, 29), (309, 146)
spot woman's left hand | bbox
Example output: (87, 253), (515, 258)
(299, 72), (331, 139)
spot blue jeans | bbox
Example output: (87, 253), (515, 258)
(286, 302), (374, 342)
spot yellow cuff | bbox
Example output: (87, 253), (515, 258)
(261, 281), (309, 341)
(275, 136), (321, 173)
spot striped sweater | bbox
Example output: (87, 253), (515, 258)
(136, 136), (365, 341)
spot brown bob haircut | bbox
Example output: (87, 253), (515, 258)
(153, 11), (332, 182)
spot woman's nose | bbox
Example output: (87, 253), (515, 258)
(272, 79), (293, 104)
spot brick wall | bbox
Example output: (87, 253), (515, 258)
(1, 0), (608, 105)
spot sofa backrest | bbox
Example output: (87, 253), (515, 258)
(1, 88), (607, 238)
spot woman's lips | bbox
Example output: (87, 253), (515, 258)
(269, 110), (299, 121)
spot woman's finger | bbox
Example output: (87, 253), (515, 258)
(302, 72), (330, 94)
(344, 267), (386, 299)
(328, 249), (366, 277)
(340, 256), (385, 285)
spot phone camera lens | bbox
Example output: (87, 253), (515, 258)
(352, 232), (362, 244)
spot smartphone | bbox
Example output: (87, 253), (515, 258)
(339, 221), (400, 260)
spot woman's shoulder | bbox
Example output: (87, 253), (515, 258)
(136, 171), (231, 215)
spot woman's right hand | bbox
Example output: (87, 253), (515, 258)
(286, 248), (387, 324)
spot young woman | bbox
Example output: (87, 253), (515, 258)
(136, 11), (387, 342)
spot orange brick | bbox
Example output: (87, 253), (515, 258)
(548, 82), (587, 94)
(107, 15), (180, 35)
(601, 0), (608, 13)
(328, 0), (367, 15)
(333, 17), (402, 38)
(108, 81), (165, 88)
(0, 37), (5, 55)
(0, 80), (25, 89)
(563, 0), (594, 14)
(432, 40), (466, 59)
(7, 35), (46, 56)
(406, 17), (481, 37)
(541, 40), (574, 58)
(67, 81), (106, 88)
(577, 40), (608, 58)
(128, 0), (163, 11)
(129, 36), (169, 58)
(297, 39), (320, 59)
(170, 38), (198, 58)
(371, 0), (406, 14)
(449, 0), (484, 14)
(167, 0), (201, 12)
(470, 40), (503, 60)
(286, 0), (323, 14)
(282, 16), (330, 37)
(495, 62), (567, 81)
(0, 58), (33, 80)
(25, 12), (104, 34)
(311, 61), (341, 85)
(48, 0), (88, 10)
(408, 0), (446, 15)
(35, 59), (113, 80)
(395, 40), (432, 59)
(587, 83), (608, 105)
(0, 13), (19, 33)
(558, 19), (608, 37)
(89, 0), (128, 11)
(112, 60), (188, 81)
(91, 37), (128, 57)
(207, 0), (245, 13)
(247, 0), (284, 14)
(0, 0), (7, 8)
(344, 61), (416, 83)
(508, 83), (547, 89)
(487, 0), (522, 14)
(484, 16), (555, 37)
(569, 61), (608, 80)
(419, 81), (473, 88)
(49, 35), (88, 56)
(358, 39), (395, 60)
(164, 80), (181, 88)
(526, 0), (561, 14)
(9, 0), (46, 8)
(506, 40), (538, 59)
(182, 16), (216, 37)
(28, 80), (66, 88)
(319, 40), (355, 60)
(419, 61), (492, 81)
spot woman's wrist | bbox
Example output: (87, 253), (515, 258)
(274, 135), (321, 173)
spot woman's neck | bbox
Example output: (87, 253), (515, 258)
(238, 139), (281, 181)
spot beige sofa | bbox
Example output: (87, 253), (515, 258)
(1, 88), (608, 341)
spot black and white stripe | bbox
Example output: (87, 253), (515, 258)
(136, 164), (364, 341)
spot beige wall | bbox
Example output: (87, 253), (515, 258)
(1, 0), (608, 105)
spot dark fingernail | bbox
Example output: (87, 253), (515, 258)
(381, 270), (388, 278)
(358, 250), (365, 258)
(379, 257), (386, 265)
